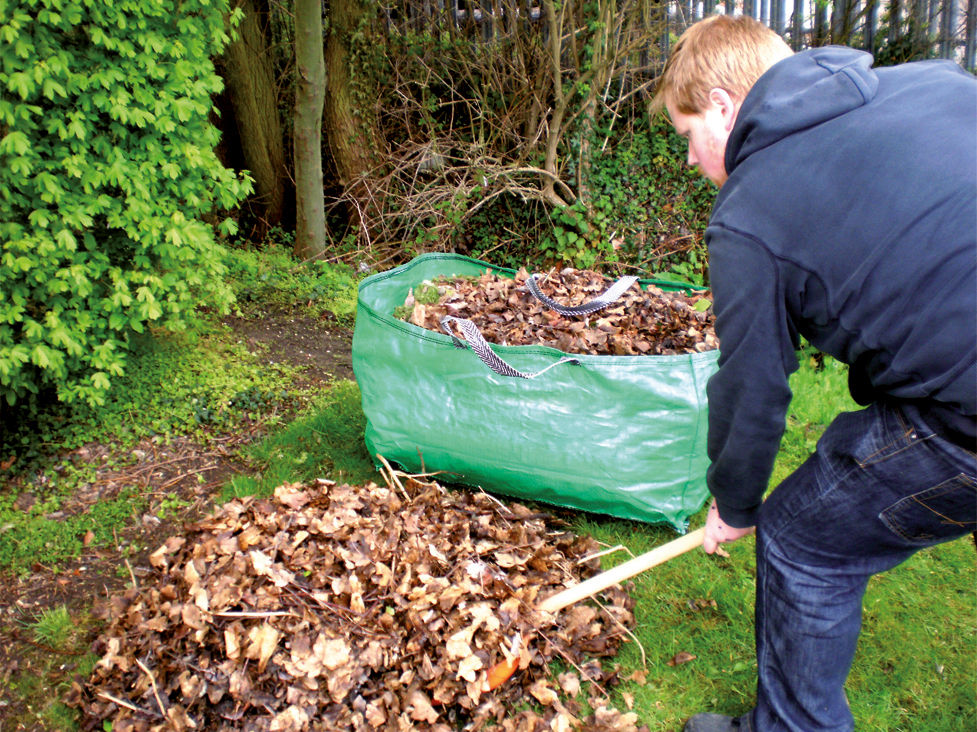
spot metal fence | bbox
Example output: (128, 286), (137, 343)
(388, 1), (976, 71)
(673, 0), (975, 69)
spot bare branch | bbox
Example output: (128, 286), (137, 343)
(327, 0), (669, 262)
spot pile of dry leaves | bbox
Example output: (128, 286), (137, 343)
(401, 268), (718, 356)
(70, 470), (649, 731)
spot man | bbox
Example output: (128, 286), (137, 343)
(650, 14), (977, 732)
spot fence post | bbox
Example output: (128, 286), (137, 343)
(848, 0), (861, 44)
(639, 0), (650, 72)
(813, 0), (829, 44)
(863, 0), (877, 50)
(791, 0), (805, 49)
(479, 0), (493, 41)
(772, 0), (785, 34)
(941, 0), (958, 57)
(888, 0), (901, 42)
(929, 0), (941, 40)
(910, 0), (928, 49)
(660, 0), (670, 62)
(965, 0), (976, 69)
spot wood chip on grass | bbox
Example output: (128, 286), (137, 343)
(70, 474), (649, 731)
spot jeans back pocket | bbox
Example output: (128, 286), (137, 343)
(879, 474), (977, 544)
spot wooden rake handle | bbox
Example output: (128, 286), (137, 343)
(538, 526), (706, 613)
(483, 526), (706, 691)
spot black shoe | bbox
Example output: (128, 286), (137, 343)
(682, 713), (744, 732)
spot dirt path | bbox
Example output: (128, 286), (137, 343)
(221, 310), (355, 382)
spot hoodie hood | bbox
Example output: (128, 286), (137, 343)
(725, 47), (879, 175)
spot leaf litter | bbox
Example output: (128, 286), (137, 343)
(400, 267), (717, 356)
(69, 471), (650, 731)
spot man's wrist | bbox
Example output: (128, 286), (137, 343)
(713, 498), (759, 529)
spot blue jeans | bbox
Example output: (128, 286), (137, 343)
(747, 401), (976, 731)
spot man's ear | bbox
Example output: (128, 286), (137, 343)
(707, 88), (740, 132)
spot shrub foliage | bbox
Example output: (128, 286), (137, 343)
(0, 0), (251, 407)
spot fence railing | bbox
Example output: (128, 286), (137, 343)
(385, 1), (976, 72)
(675, 0), (975, 69)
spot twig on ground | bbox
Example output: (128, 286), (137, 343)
(376, 454), (411, 502)
(576, 544), (634, 565)
(124, 558), (137, 589)
(592, 595), (647, 670)
(96, 691), (161, 718)
(155, 465), (220, 491)
(135, 658), (166, 718)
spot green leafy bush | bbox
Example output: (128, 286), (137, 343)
(0, 0), (251, 407)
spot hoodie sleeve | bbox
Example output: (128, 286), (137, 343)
(705, 225), (799, 527)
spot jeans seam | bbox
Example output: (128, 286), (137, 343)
(856, 408), (933, 468)
(754, 553), (771, 732)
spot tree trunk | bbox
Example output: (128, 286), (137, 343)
(294, 0), (326, 260)
(324, 0), (381, 241)
(221, 0), (287, 237)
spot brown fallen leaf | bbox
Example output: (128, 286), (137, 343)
(625, 669), (648, 685)
(407, 689), (440, 723)
(667, 651), (698, 666)
(247, 622), (281, 672)
(316, 634), (350, 670)
(558, 670), (581, 697)
(529, 678), (559, 706)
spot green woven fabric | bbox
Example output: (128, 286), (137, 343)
(352, 253), (718, 531)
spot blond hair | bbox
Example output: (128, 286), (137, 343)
(651, 14), (793, 116)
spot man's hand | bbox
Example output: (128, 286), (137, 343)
(703, 499), (755, 554)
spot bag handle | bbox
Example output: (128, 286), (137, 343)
(526, 273), (638, 316)
(440, 315), (579, 379)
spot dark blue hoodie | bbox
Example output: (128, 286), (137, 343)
(704, 47), (976, 528)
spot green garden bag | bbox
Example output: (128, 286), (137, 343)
(352, 253), (719, 531)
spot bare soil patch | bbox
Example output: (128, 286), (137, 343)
(221, 309), (355, 383)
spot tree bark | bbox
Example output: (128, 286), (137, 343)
(294, 0), (326, 259)
(221, 0), (287, 236)
(323, 0), (381, 240)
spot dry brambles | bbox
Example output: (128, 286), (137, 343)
(70, 471), (650, 732)
(400, 268), (717, 356)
